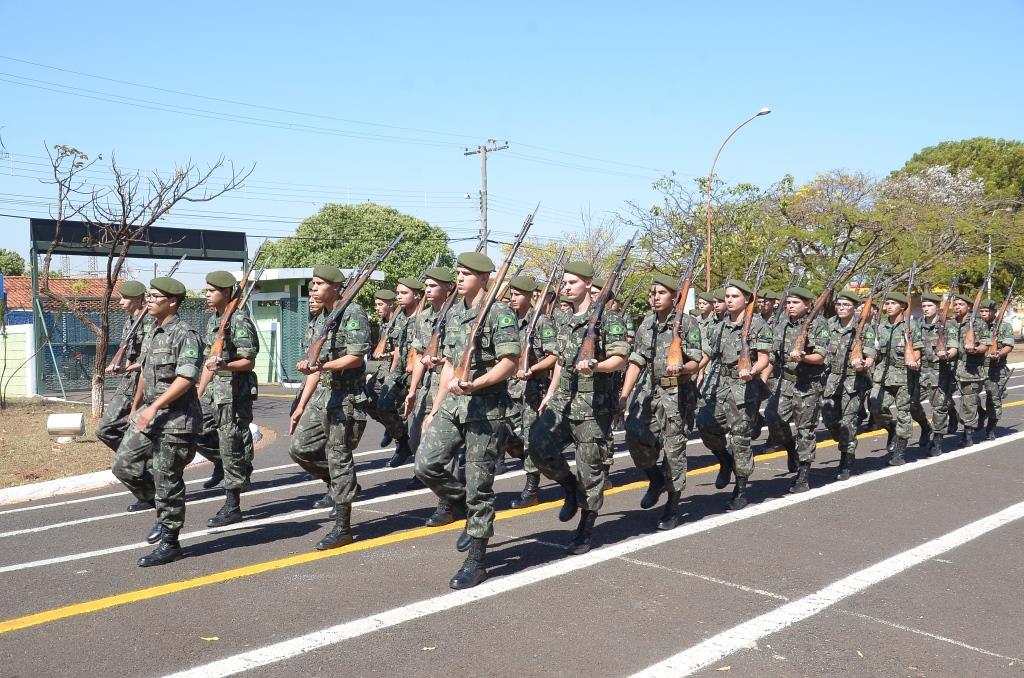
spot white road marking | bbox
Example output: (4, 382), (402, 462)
(628, 501), (1024, 677)
(843, 611), (1024, 664)
(160, 430), (1024, 678)
(619, 557), (789, 601)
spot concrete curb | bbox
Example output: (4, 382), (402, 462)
(0, 424), (261, 507)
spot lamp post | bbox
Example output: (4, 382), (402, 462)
(704, 107), (771, 290)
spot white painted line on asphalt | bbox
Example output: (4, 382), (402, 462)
(843, 611), (1024, 664)
(160, 430), (1024, 678)
(628, 501), (1024, 677)
(619, 557), (789, 601)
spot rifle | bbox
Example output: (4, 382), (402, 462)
(935, 274), (959, 358)
(850, 269), (886, 365)
(109, 253), (187, 371)
(988, 277), (1016, 357)
(771, 267), (801, 327)
(964, 263), (995, 349)
(791, 263), (850, 356)
(452, 204), (539, 384)
(737, 256), (769, 374)
(666, 237), (704, 373)
(208, 241), (270, 363)
(576, 231), (638, 368)
(495, 260), (528, 301)
(306, 234), (404, 365)
(402, 254), (442, 371)
(520, 247), (567, 373)
(903, 262), (918, 368)
(612, 263), (636, 298)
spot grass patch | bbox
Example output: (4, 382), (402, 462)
(0, 398), (113, 489)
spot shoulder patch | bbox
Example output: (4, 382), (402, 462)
(688, 329), (701, 343)
(608, 323), (625, 335)
(182, 347), (199, 359)
(346, 319), (361, 330)
(497, 314), (515, 329)
(542, 327), (556, 338)
(234, 328), (251, 339)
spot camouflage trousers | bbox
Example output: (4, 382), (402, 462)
(766, 377), (823, 464)
(821, 373), (868, 455)
(528, 403), (613, 512)
(196, 393), (254, 489)
(509, 379), (547, 473)
(982, 366), (1011, 421)
(697, 375), (761, 480)
(869, 380), (916, 440)
(408, 371), (440, 453)
(96, 376), (138, 452)
(113, 419), (196, 533)
(625, 383), (693, 493)
(289, 386), (366, 500)
(956, 380), (985, 429)
(415, 408), (513, 539)
(920, 365), (955, 432)
(377, 375), (410, 441)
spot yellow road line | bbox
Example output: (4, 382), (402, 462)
(2, 400), (1020, 636)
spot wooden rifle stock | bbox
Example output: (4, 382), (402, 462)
(666, 238), (704, 372)
(935, 275), (958, 357)
(964, 263), (995, 349)
(577, 233), (637, 367)
(209, 243), (268, 361)
(520, 248), (566, 372)
(988, 277), (1016, 356)
(737, 257), (768, 372)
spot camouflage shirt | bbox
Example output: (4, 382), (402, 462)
(387, 309), (417, 377)
(872, 317), (924, 387)
(316, 302), (370, 394)
(771, 314), (830, 383)
(116, 312), (155, 393)
(702, 314), (774, 370)
(509, 309), (556, 400)
(548, 307), (629, 419)
(139, 314), (202, 432)
(202, 308), (259, 405)
(955, 318), (992, 382)
(986, 320), (1015, 372)
(629, 310), (703, 382)
(918, 318), (960, 370)
(825, 315), (876, 375)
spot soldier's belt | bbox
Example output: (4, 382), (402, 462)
(781, 370), (798, 384)
(720, 364), (740, 379)
(214, 369), (233, 378)
(655, 375), (689, 388)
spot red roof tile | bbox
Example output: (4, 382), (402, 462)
(1, 276), (125, 310)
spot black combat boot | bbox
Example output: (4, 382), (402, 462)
(493, 452), (509, 477)
(888, 437), (908, 466)
(425, 498), (466, 527)
(985, 418), (998, 441)
(556, 475), (580, 522)
(566, 510), (597, 555)
(380, 433), (392, 447)
(404, 474), (425, 490)
(785, 439), (798, 474)
(713, 452), (733, 490)
(884, 424), (896, 454)
(836, 448), (854, 481)
(918, 421), (933, 452)
(639, 466), (666, 509)
(947, 409), (959, 434)
(207, 488), (242, 527)
(977, 408), (988, 433)
(145, 520), (163, 544)
(316, 503), (353, 550)
(657, 491), (682, 531)
(789, 462), (810, 493)
(449, 537), (488, 590)
(726, 477), (749, 512)
(931, 432), (944, 456)
(312, 485), (334, 510)
(127, 499), (155, 513)
(202, 460), (224, 489)
(138, 532), (182, 567)
(386, 436), (413, 468)
(962, 426), (975, 448)
(510, 472), (540, 509)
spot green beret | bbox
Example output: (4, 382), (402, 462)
(651, 273), (678, 292)
(696, 290), (714, 303)
(712, 287), (726, 301)
(920, 292), (941, 304)
(374, 289), (397, 301)
(118, 281), (147, 298)
(981, 298), (997, 310)
(150, 277), (186, 298)
(558, 295), (571, 304)
(456, 252), (495, 274)
(423, 266), (455, 284)
(836, 290), (862, 304)
(206, 270), (236, 289)
(954, 293), (973, 305)
(396, 277), (425, 292)
(885, 291), (908, 305)
(509, 275), (539, 293)
(312, 265), (344, 284)
(591, 276), (607, 290)
(786, 286), (815, 302)
(564, 261), (595, 279)
(760, 289), (779, 301)
(727, 280), (753, 297)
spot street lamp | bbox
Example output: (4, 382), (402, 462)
(704, 107), (771, 290)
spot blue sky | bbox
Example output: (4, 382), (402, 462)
(1, 1), (1022, 289)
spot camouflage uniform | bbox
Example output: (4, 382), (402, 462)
(821, 315), (876, 457)
(375, 311), (416, 441)
(290, 311), (321, 416)
(527, 309), (629, 512)
(697, 315), (774, 480)
(97, 313), (154, 451)
(414, 300), (520, 539)
(361, 314), (395, 426)
(983, 320), (1015, 423)
(868, 317), (924, 441)
(765, 314), (830, 464)
(289, 304), (371, 503)
(954, 318), (992, 430)
(624, 310), (702, 493)
(196, 309), (259, 489)
(407, 305), (449, 456)
(112, 315), (202, 533)
(917, 317), (960, 433)
(509, 310), (555, 472)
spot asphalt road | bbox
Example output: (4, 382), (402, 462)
(1, 375), (1023, 678)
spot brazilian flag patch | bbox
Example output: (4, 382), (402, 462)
(609, 323), (625, 335)
(497, 315), (515, 329)
(542, 327), (556, 338)
(346, 320), (361, 330)
(234, 328), (250, 339)
(183, 347), (199, 358)
(688, 330), (700, 343)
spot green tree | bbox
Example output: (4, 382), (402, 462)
(895, 137), (1024, 202)
(260, 203), (453, 308)
(0, 248), (25, 276)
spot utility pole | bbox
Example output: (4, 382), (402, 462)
(464, 140), (508, 255)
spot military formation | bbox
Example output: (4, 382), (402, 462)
(102, 235), (1017, 591)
